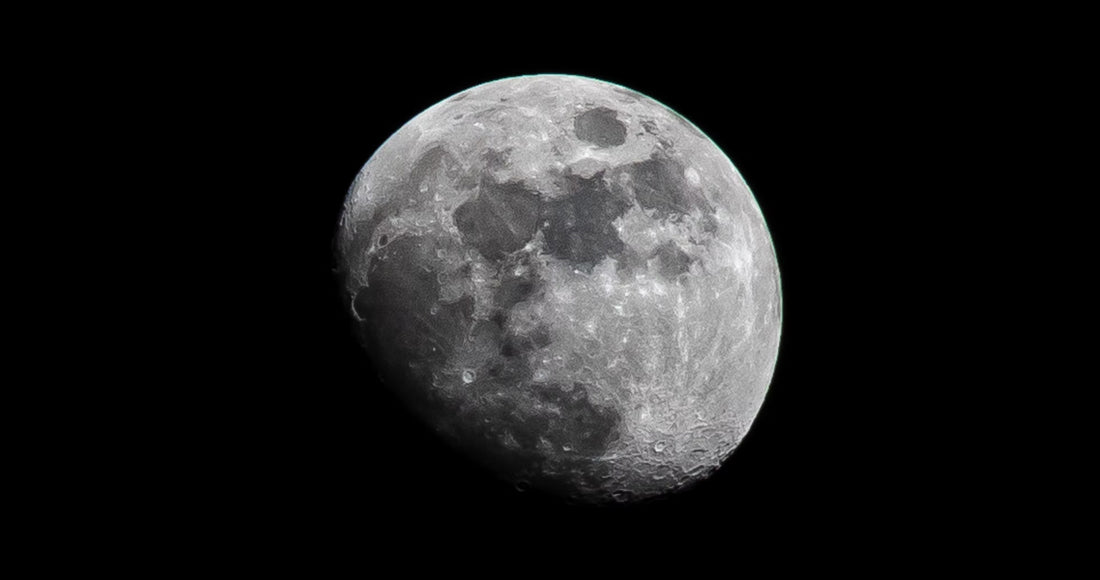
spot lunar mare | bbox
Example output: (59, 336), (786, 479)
(337, 75), (781, 503)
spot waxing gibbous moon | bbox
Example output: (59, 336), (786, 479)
(336, 75), (781, 503)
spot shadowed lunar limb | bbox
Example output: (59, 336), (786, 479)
(352, 236), (475, 402)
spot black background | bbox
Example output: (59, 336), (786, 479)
(178, 23), (999, 562)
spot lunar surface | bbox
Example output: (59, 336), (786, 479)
(336, 75), (781, 503)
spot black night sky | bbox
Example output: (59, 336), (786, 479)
(181, 22), (1002, 563)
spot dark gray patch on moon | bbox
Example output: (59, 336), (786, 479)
(432, 300), (620, 493)
(354, 146), (463, 260)
(482, 147), (511, 170)
(541, 172), (631, 272)
(454, 380), (621, 492)
(408, 146), (460, 199)
(495, 255), (542, 309)
(532, 383), (621, 457)
(701, 210), (719, 235)
(497, 275), (539, 308)
(652, 240), (693, 279)
(574, 107), (627, 147)
(353, 236), (474, 387)
(612, 245), (645, 275)
(453, 177), (541, 261)
(626, 155), (693, 219)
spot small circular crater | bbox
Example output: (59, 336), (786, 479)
(514, 480), (530, 492)
(378, 234), (389, 247)
(462, 369), (476, 383)
(653, 441), (667, 453)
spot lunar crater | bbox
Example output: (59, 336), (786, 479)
(573, 106), (627, 147)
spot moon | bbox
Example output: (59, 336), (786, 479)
(336, 75), (781, 503)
